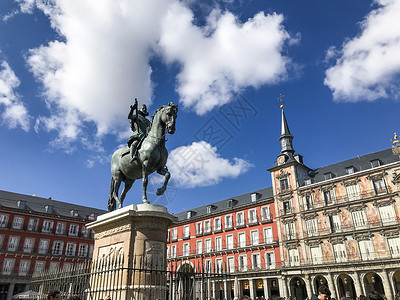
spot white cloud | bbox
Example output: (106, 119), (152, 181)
(164, 141), (252, 188)
(324, 0), (400, 101)
(26, 0), (172, 144)
(21, 0), (295, 148)
(158, 4), (295, 115)
(0, 60), (30, 131)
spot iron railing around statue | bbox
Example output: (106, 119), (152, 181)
(29, 255), (231, 300)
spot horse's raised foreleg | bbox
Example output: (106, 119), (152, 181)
(120, 179), (135, 204)
(141, 161), (149, 204)
(156, 166), (170, 196)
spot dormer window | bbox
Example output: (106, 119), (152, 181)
(187, 211), (194, 219)
(45, 205), (54, 214)
(346, 167), (355, 174)
(371, 159), (381, 168)
(207, 205), (216, 214)
(324, 173), (333, 180)
(228, 199), (238, 208)
(17, 200), (26, 210)
(70, 210), (78, 217)
(304, 179), (312, 186)
(251, 193), (260, 202)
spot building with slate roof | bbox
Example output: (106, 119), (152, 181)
(0, 190), (106, 300)
(167, 106), (400, 300)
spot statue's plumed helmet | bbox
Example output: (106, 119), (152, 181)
(139, 104), (149, 116)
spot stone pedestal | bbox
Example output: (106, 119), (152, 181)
(86, 203), (176, 300)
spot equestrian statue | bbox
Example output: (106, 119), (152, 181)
(108, 99), (178, 212)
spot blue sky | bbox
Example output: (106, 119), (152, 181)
(0, 0), (399, 214)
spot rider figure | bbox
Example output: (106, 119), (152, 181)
(127, 99), (151, 162)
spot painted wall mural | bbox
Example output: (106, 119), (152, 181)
(373, 233), (388, 257)
(340, 208), (352, 229)
(345, 238), (359, 260)
(317, 212), (328, 233)
(322, 241), (334, 262)
(366, 203), (379, 225)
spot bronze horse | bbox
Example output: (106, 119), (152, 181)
(108, 102), (178, 211)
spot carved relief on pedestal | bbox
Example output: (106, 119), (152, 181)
(95, 223), (131, 239)
(144, 240), (165, 270)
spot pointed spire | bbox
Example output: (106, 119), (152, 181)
(279, 105), (294, 155)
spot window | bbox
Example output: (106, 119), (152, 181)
(351, 209), (367, 229)
(172, 228), (177, 240)
(7, 236), (20, 252)
(89, 245), (94, 258)
(42, 220), (54, 233)
(205, 239), (212, 252)
(171, 245), (177, 258)
(333, 243), (347, 263)
(304, 179), (312, 186)
(49, 262), (60, 273)
(227, 256), (235, 273)
(196, 240), (202, 254)
(238, 232), (246, 247)
(388, 237), (400, 257)
(69, 224), (79, 236)
(303, 195), (313, 210)
(12, 216), (24, 229)
(239, 255), (247, 271)
(184, 225), (190, 238)
(0, 214), (9, 228)
(310, 246), (323, 264)
(81, 226), (90, 238)
(288, 248), (300, 266)
(236, 212), (245, 226)
(3, 258), (15, 275)
(251, 193), (258, 202)
(346, 167), (355, 174)
(261, 206), (271, 221)
(52, 241), (64, 255)
(346, 183), (360, 201)
(284, 222), (297, 240)
(214, 217), (221, 231)
(205, 259), (212, 273)
(63, 262), (73, 272)
(196, 222), (202, 235)
(265, 252), (276, 269)
(324, 173), (333, 180)
(215, 236), (222, 251)
(19, 260), (30, 276)
(251, 230), (259, 246)
(373, 178), (386, 194)
(226, 235), (234, 249)
(283, 201), (292, 214)
(323, 189), (334, 205)
(359, 240), (374, 260)
(27, 218), (38, 231)
(263, 227), (273, 244)
(248, 209), (258, 224)
(183, 243), (190, 256)
(56, 222), (66, 235)
(38, 239), (50, 254)
(305, 219), (318, 237)
(225, 215), (233, 229)
(280, 179), (289, 191)
(204, 220), (211, 233)
(371, 159), (381, 168)
(78, 244), (88, 257)
(328, 215), (341, 233)
(166, 246), (170, 258)
(65, 243), (76, 256)
(23, 238), (35, 253)
(216, 258), (223, 273)
(187, 211), (193, 219)
(378, 204), (397, 226)
(34, 261), (45, 274)
(251, 253), (261, 269)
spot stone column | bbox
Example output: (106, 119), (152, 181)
(280, 276), (288, 298)
(249, 279), (256, 300)
(305, 275), (313, 299)
(212, 281), (216, 299)
(381, 270), (393, 300)
(6, 283), (15, 300)
(353, 272), (363, 298)
(263, 278), (270, 299)
(327, 273), (337, 300)
(224, 279), (229, 300)
(86, 204), (176, 300)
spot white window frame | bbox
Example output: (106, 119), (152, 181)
(49, 262), (60, 273)
(248, 209), (258, 224)
(34, 261), (45, 274)
(236, 212), (245, 226)
(2, 258), (15, 275)
(205, 259), (212, 273)
(172, 228), (178, 240)
(250, 230), (259, 246)
(69, 224), (79, 236)
(333, 243), (347, 263)
(265, 251), (276, 269)
(196, 222), (202, 235)
(0, 214), (9, 228)
(171, 245), (177, 258)
(346, 183), (361, 201)
(65, 242), (76, 256)
(196, 240), (202, 254)
(78, 243), (88, 257)
(12, 216), (24, 229)
(310, 246), (323, 264)
(351, 209), (367, 229)
(261, 206), (271, 221)
(42, 220), (54, 233)
(238, 232), (246, 248)
(56, 222), (66, 235)
(215, 236), (222, 251)
(27, 218), (39, 231)
(7, 236), (20, 252)
(23, 237), (35, 253)
(263, 227), (273, 244)
(204, 220), (211, 233)
(183, 225), (190, 238)
(19, 260), (31, 276)
(214, 217), (221, 231)
(378, 204), (397, 226)
(239, 254), (247, 271)
(225, 214), (233, 229)
(288, 248), (300, 266)
(205, 238), (212, 252)
(251, 252), (261, 270)
(183, 243), (190, 256)
(388, 237), (400, 258)
(227, 256), (235, 273)
(216, 258), (223, 273)
(226, 234), (234, 249)
(38, 239), (50, 254)
(52, 241), (64, 255)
